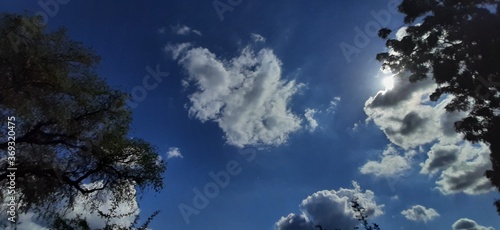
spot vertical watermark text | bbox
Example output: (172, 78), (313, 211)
(5, 116), (17, 224)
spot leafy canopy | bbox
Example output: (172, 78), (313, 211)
(376, 0), (500, 214)
(0, 13), (166, 228)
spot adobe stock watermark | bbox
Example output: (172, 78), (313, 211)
(5, 116), (18, 225)
(8, 0), (71, 53)
(339, 0), (399, 63)
(213, 0), (244, 22)
(126, 64), (169, 109)
(178, 147), (257, 224)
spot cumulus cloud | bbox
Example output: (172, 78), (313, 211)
(420, 144), (459, 174)
(251, 33), (266, 42)
(360, 145), (414, 177)
(418, 135), (493, 196)
(167, 147), (183, 159)
(275, 181), (384, 230)
(304, 108), (318, 132)
(170, 24), (202, 36)
(364, 75), (441, 149)
(275, 213), (314, 230)
(167, 44), (304, 147)
(363, 71), (493, 195)
(452, 218), (495, 230)
(401, 205), (439, 223)
(435, 142), (493, 195)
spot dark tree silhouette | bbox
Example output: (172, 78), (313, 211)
(315, 198), (381, 230)
(315, 225), (326, 230)
(351, 198), (380, 230)
(0, 13), (166, 228)
(375, 0), (500, 214)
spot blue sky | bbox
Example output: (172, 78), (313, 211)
(2, 0), (500, 229)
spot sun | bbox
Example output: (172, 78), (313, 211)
(382, 76), (395, 91)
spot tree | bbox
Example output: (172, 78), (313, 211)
(351, 198), (380, 230)
(375, 0), (500, 214)
(315, 198), (381, 230)
(0, 13), (166, 228)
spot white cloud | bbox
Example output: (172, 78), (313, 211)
(304, 108), (318, 132)
(364, 75), (441, 149)
(5, 212), (49, 230)
(167, 147), (183, 159)
(170, 24), (202, 36)
(302, 97), (340, 132)
(363, 71), (493, 195)
(251, 33), (266, 42)
(420, 144), (459, 175)
(3, 182), (139, 229)
(274, 213), (314, 230)
(63, 183), (139, 229)
(434, 142), (493, 195)
(165, 42), (192, 60)
(401, 205), (439, 223)
(349, 122), (361, 134)
(452, 218), (495, 230)
(326, 97), (341, 114)
(360, 145), (414, 177)
(167, 44), (304, 147)
(395, 27), (408, 40)
(275, 181), (384, 230)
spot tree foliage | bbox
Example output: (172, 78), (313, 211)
(376, 0), (500, 214)
(314, 198), (381, 230)
(0, 13), (166, 228)
(351, 198), (380, 230)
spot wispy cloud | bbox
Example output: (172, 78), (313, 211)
(304, 108), (318, 132)
(169, 24), (202, 36)
(167, 147), (183, 159)
(326, 96), (341, 114)
(250, 33), (266, 42)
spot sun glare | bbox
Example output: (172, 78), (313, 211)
(382, 76), (395, 91)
